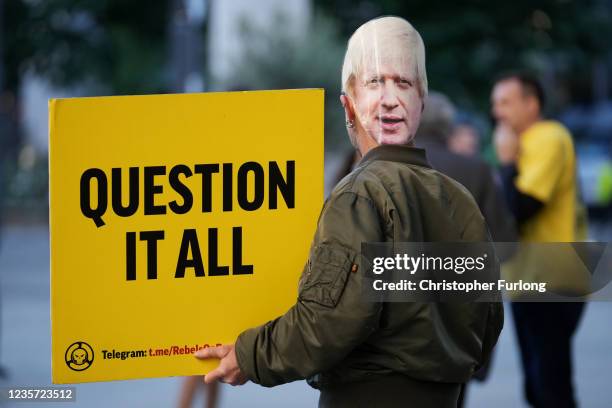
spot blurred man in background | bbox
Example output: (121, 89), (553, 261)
(415, 92), (516, 244)
(447, 122), (481, 157)
(492, 72), (586, 408)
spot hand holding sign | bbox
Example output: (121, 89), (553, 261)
(194, 344), (247, 386)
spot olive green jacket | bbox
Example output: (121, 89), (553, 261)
(235, 144), (504, 389)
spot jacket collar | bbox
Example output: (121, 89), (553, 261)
(358, 144), (432, 169)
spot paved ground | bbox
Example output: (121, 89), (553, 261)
(0, 225), (610, 408)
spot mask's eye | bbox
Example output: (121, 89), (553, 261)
(398, 78), (413, 88)
(366, 77), (382, 88)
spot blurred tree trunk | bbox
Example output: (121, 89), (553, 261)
(0, 0), (22, 220)
(169, 0), (209, 93)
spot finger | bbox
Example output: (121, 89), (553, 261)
(225, 372), (248, 386)
(203, 367), (225, 384)
(225, 374), (239, 386)
(194, 346), (226, 359)
(229, 376), (247, 386)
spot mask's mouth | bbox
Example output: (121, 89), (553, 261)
(378, 114), (404, 124)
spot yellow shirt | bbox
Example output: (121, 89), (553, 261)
(515, 120), (580, 242)
(503, 121), (590, 296)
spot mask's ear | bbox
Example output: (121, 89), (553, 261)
(340, 91), (355, 122)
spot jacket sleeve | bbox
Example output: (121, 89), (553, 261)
(234, 191), (385, 387)
(459, 202), (505, 371)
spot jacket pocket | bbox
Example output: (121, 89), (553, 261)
(298, 244), (356, 308)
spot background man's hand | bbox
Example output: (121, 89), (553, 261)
(194, 343), (248, 386)
(494, 123), (520, 164)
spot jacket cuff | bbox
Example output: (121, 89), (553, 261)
(235, 325), (262, 384)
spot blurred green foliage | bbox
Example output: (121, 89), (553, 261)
(226, 12), (349, 152)
(2, 0), (169, 95)
(316, 0), (612, 114)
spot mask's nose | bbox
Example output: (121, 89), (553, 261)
(380, 83), (399, 110)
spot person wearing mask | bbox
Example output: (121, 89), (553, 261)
(194, 17), (504, 408)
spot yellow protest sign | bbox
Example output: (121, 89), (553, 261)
(49, 89), (324, 383)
